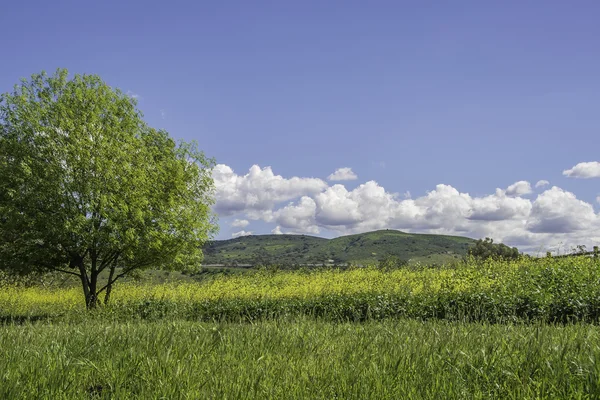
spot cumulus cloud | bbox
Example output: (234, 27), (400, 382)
(314, 181), (402, 232)
(231, 219), (249, 228)
(214, 164), (600, 253)
(505, 181), (532, 197)
(271, 226), (283, 235)
(469, 189), (531, 221)
(563, 162), (600, 178)
(526, 187), (597, 233)
(232, 230), (253, 238)
(213, 164), (327, 216)
(597, 196), (600, 205)
(535, 180), (550, 188)
(327, 167), (358, 181)
(267, 196), (320, 234)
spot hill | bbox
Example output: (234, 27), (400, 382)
(202, 230), (476, 266)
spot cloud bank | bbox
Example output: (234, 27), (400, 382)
(213, 164), (327, 216)
(214, 164), (600, 252)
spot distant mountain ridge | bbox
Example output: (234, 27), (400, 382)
(202, 229), (476, 266)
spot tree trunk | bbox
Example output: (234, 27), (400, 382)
(104, 265), (116, 305)
(78, 269), (91, 307)
(87, 252), (99, 309)
(83, 271), (98, 309)
(74, 253), (99, 309)
(86, 291), (98, 309)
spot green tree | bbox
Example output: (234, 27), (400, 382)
(0, 69), (218, 308)
(467, 238), (520, 261)
(571, 245), (588, 255)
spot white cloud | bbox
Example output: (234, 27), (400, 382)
(314, 181), (401, 232)
(468, 189), (531, 221)
(232, 230), (253, 238)
(268, 196), (320, 234)
(526, 187), (597, 233)
(315, 185), (364, 226)
(327, 167), (358, 181)
(563, 162), (600, 178)
(213, 164), (327, 216)
(535, 180), (550, 188)
(271, 226), (283, 235)
(214, 164), (600, 253)
(231, 219), (249, 228)
(597, 196), (600, 205)
(505, 181), (532, 197)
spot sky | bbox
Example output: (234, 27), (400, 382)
(1, 1), (599, 253)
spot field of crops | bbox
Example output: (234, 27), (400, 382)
(2, 256), (600, 398)
(2, 256), (600, 323)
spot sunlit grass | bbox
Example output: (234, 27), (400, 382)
(2, 318), (600, 399)
(2, 256), (600, 398)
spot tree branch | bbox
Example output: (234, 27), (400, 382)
(50, 266), (81, 278)
(97, 251), (120, 274)
(96, 265), (137, 294)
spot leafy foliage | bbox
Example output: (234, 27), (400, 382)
(467, 237), (520, 261)
(0, 69), (217, 308)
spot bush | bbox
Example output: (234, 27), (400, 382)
(467, 238), (520, 261)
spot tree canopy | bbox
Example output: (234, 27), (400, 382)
(0, 69), (217, 308)
(467, 238), (520, 261)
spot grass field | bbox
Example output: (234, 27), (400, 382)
(2, 319), (600, 399)
(2, 255), (600, 398)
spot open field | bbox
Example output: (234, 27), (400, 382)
(2, 319), (600, 399)
(2, 256), (600, 398)
(2, 256), (600, 323)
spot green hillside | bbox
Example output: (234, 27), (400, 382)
(202, 230), (476, 266)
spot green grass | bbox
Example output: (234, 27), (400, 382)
(3, 256), (600, 398)
(203, 229), (475, 265)
(2, 318), (600, 399)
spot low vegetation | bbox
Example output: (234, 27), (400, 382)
(2, 255), (600, 324)
(3, 319), (600, 399)
(2, 252), (600, 398)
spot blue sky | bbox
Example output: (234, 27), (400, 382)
(2, 1), (599, 252)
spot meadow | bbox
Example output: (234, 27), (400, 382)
(3, 319), (600, 399)
(2, 255), (600, 398)
(2, 255), (600, 323)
